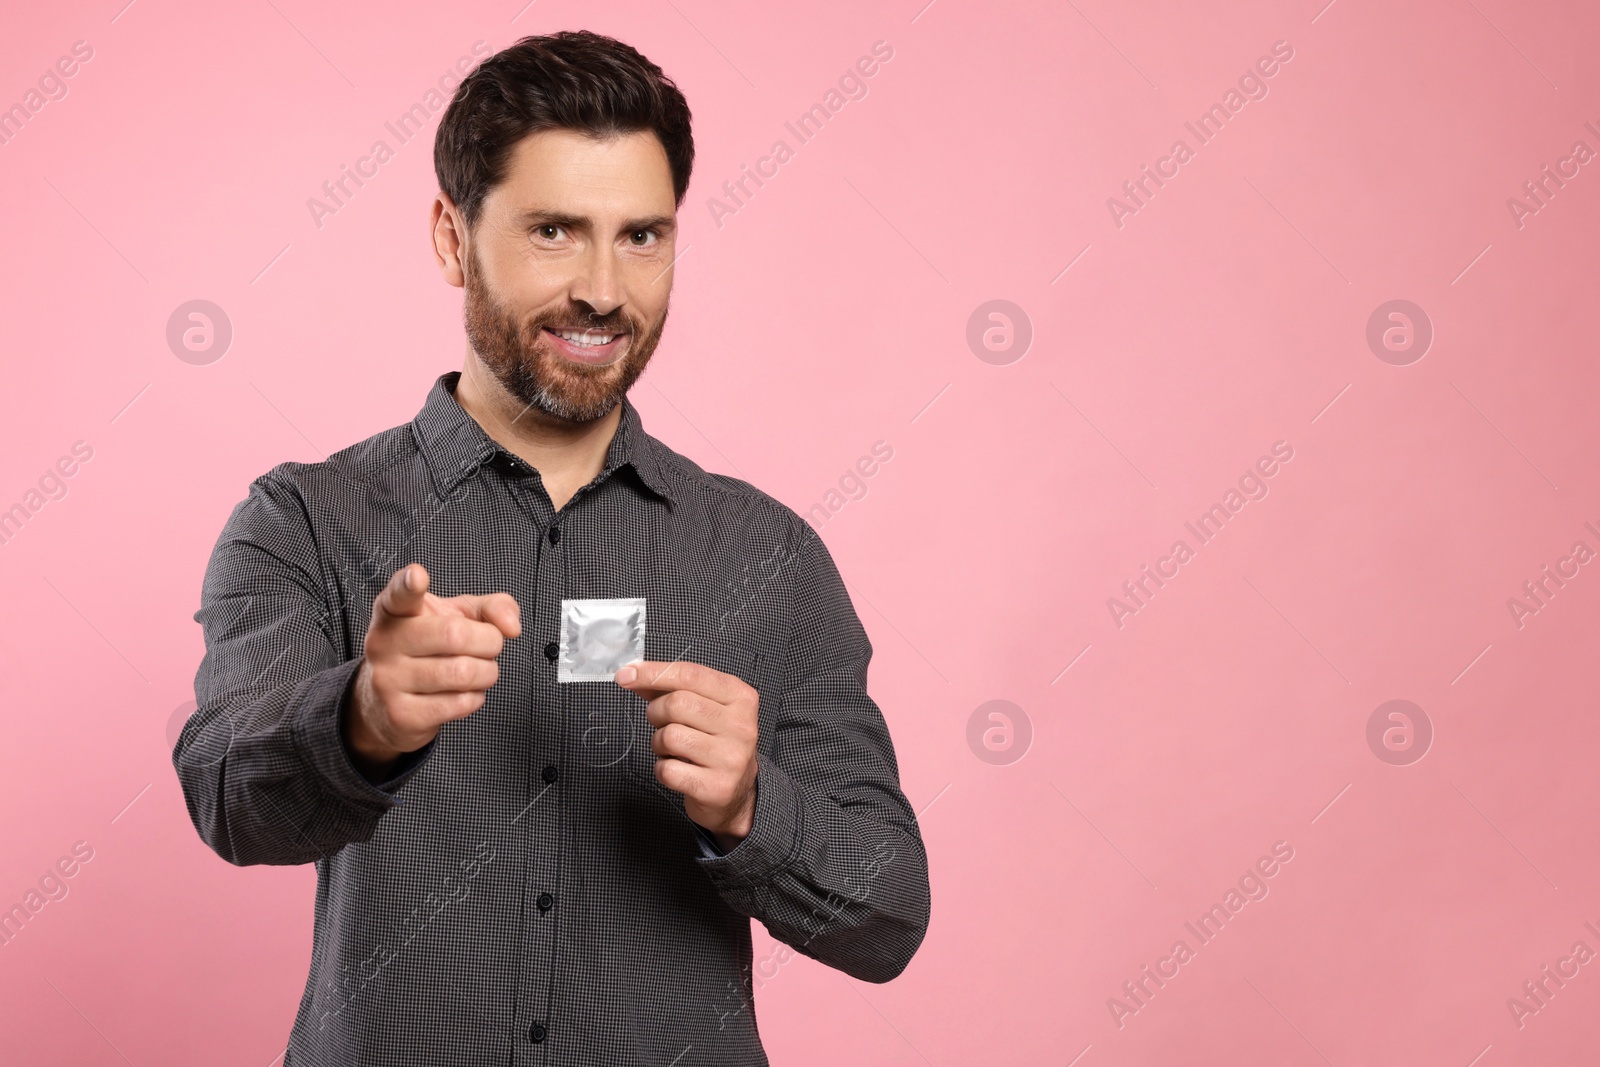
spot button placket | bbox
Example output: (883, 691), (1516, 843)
(512, 471), (565, 1064)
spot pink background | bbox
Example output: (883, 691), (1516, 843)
(2, 0), (1598, 1063)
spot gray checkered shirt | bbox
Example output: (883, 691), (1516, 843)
(173, 370), (930, 1065)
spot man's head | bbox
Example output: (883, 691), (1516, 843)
(432, 31), (694, 423)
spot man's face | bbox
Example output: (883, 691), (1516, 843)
(461, 127), (678, 423)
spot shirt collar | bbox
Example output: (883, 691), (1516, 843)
(410, 370), (675, 507)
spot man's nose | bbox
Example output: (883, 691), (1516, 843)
(570, 244), (622, 319)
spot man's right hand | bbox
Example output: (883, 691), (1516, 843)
(342, 562), (522, 778)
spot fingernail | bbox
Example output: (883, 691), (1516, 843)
(615, 666), (636, 685)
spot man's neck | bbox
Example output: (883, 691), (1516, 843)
(453, 354), (623, 512)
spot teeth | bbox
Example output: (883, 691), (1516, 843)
(551, 328), (619, 347)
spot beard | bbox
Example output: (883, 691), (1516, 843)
(462, 244), (667, 424)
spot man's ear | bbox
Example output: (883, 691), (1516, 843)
(431, 192), (467, 288)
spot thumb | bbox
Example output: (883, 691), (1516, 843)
(376, 563), (431, 620)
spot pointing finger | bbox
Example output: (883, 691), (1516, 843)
(376, 563), (430, 621)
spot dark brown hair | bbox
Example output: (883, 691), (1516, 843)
(434, 30), (695, 231)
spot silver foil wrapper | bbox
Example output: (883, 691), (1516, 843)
(557, 597), (647, 683)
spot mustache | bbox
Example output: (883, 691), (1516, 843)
(532, 313), (633, 334)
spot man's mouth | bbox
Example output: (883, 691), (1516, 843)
(542, 326), (629, 365)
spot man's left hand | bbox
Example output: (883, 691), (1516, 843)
(614, 659), (759, 851)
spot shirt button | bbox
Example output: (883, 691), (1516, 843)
(548, 526), (561, 545)
(544, 641), (559, 662)
(542, 764), (560, 784)
(529, 1021), (547, 1043)
(537, 891), (554, 911)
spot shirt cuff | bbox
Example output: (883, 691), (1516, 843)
(694, 758), (804, 888)
(693, 821), (724, 858)
(287, 657), (437, 810)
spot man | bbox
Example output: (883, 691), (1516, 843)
(174, 29), (930, 1066)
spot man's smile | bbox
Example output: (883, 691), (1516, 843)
(542, 325), (629, 365)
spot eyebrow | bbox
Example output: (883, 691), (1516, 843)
(514, 209), (676, 232)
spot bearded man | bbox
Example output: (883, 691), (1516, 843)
(174, 29), (930, 1067)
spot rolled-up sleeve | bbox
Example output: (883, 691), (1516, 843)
(695, 524), (931, 982)
(173, 473), (435, 867)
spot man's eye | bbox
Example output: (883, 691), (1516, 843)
(536, 225), (563, 240)
(630, 230), (658, 246)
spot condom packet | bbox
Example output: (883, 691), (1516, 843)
(558, 597), (647, 683)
